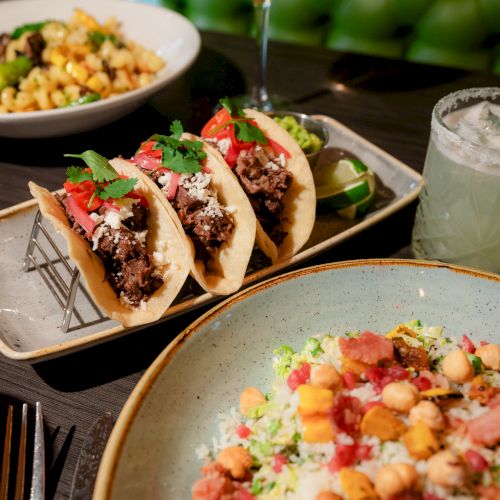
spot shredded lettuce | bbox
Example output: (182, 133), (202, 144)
(273, 345), (295, 378)
(303, 337), (324, 357)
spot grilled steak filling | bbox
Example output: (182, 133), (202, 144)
(57, 194), (163, 306)
(146, 170), (234, 263)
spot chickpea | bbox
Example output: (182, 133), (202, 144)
(239, 387), (266, 417)
(382, 382), (420, 412)
(311, 364), (342, 391)
(316, 492), (342, 500)
(409, 401), (445, 431)
(442, 350), (474, 383)
(375, 463), (418, 499)
(427, 450), (465, 488)
(216, 446), (252, 479)
(475, 344), (500, 371)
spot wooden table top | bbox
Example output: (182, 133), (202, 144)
(0, 31), (499, 499)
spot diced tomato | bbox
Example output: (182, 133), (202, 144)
(138, 140), (162, 160)
(235, 424), (251, 439)
(361, 401), (385, 414)
(365, 365), (408, 393)
(65, 194), (96, 235)
(327, 441), (371, 473)
(201, 108), (232, 138)
(388, 365), (410, 381)
(272, 454), (287, 473)
(465, 449), (489, 471)
(287, 363), (310, 391)
(355, 444), (372, 461)
(330, 395), (362, 435)
(423, 494), (444, 500)
(412, 376), (432, 391)
(342, 372), (356, 390)
(64, 179), (103, 212)
(237, 488), (254, 500)
(460, 334), (476, 353)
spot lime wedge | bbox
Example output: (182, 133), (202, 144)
(315, 158), (376, 219)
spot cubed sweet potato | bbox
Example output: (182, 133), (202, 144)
(302, 414), (335, 443)
(339, 468), (378, 500)
(298, 384), (334, 417)
(360, 405), (406, 441)
(403, 421), (439, 459)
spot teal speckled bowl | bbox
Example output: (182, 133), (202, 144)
(94, 259), (500, 500)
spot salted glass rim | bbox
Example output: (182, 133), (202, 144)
(431, 87), (500, 162)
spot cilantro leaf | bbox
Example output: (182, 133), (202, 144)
(170, 120), (183, 140)
(220, 97), (232, 115)
(145, 128), (207, 174)
(235, 120), (268, 144)
(64, 150), (117, 183)
(167, 153), (202, 174)
(100, 178), (138, 200)
(66, 166), (93, 184)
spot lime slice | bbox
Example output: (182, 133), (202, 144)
(315, 158), (376, 218)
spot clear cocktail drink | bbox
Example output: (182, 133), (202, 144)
(412, 88), (500, 273)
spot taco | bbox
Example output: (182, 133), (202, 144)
(127, 120), (256, 295)
(200, 101), (316, 263)
(29, 150), (190, 327)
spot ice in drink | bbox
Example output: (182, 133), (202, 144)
(412, 88), (500, 273)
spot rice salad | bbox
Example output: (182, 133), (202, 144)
(192, 321), (500, 500)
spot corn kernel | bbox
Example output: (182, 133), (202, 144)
(66, 62), (88, 85)
(73, 8), (101, 31)
(50, 50), (67, 69)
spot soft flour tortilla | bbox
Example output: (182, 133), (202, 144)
(241, 109), (316, 263)
(28, 162), (190, 328)
(112, 135), (256, 296)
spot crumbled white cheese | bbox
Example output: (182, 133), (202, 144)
(104, 210), (122, 229)
(158, 172), (172, 190)
(278, 153), (286, 167)
(225, 205), (236, 214)
(199, 197), (223, 219)
(134, 230), (148, 244)
(89, 213), (103, 224)
(91, 225), (107, 250)
(266, 160), (280, 172)
(217, 138), (231, 156)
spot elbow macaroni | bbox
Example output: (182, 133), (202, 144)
(1, 9), (165, 113)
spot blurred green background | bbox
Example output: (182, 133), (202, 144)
(140, 0), (500, 74)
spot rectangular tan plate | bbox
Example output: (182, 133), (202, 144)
(0, 115), (423, 362)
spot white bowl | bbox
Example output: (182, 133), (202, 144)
(0, 0), (200, 138)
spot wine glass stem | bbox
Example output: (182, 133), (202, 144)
(252, 0), (272, 109)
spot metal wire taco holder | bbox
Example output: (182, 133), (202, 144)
(23, 210), (106, 333)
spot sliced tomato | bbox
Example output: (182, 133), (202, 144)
(266, 137), (291, 159)
(66, 194), (96, 235)
(138, 140), (162, 159)
(201, 108), (232, 137)
(126, 192), (148, 207)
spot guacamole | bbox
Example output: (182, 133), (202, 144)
(273, 115), (323, 154)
